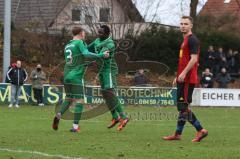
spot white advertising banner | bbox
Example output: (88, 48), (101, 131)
(192, 88), (240, 107)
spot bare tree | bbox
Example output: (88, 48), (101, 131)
(69, 0), (161, 39)
(190, 0), (199, 19)
(190, 0), (199, 31)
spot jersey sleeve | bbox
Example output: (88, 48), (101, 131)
(79, 41), (104, 59)
(6, 68), (13, 81)
(188, 35), (199, 55)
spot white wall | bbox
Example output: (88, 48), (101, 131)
(192, 88), (240, 107)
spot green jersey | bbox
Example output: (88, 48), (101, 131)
(64, 40), (87, 75)
(63, 39), (105, 98)
(64, 40), (105, 75)
(88, 37), (118, 74)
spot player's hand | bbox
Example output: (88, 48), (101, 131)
(177, 72), (186, 83)
(103, 51), (109, 58)
(172, 78), (177, 86)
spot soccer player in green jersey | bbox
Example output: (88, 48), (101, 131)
(88, 25), (129, 131)
(52, 27), (109, 132)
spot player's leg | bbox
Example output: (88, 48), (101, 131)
(70, 81), (85, 132)
(100, 72), (129, 130)
(108, 72), (129, 131)
(52, 77), (74, 130)
(52, 97), (72, 131)
(186, 84), (203, 131)
(102, 88), (129, 130)
(70, 99), (83, 132)
(99, 73), (119, 128)
(163, 83), (187, 140)
(108, 73), (128, 120)
(59, 82), (76, 115)
(102, 89), (119, 123)
(113, 90), (129, 131)
(186, 84), (208, 142)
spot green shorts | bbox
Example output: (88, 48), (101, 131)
(99, 71), (117, 90)
(64, 71), (85, 99)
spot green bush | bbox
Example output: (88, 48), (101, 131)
(126, 26), (182, 74)
(126, 24), (240, 74)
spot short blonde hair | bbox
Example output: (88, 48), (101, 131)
(181, 16), (193, 24)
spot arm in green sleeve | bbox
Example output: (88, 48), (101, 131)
(82, 49), (104, 59)
(79, 42), (104, 59)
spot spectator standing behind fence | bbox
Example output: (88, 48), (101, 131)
(30, 64), (46, 106)
(215, 67), (231, 88)
(220, 57), (228, 70)
(200, 68), (214, 88)
(133, 69), (148, 86)
(5, 63), (17, 83)
(7, 60), (28, 108)
(233, 50), (240, 73)
(226, 49), (237, 73)
(212, 47), (226, 76)
(205, 45), (215, 70)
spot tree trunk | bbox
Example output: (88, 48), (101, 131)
(190, 0), (199, 31)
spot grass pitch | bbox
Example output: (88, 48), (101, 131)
(0, 105), (240, 159)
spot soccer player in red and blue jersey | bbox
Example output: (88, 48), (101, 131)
(163, 16), (208, 142)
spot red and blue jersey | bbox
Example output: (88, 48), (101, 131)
(177, 34), (200, 84)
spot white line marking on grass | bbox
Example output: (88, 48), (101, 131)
(0, 147), (83, 159)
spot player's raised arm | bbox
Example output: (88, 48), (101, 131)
(79, 42), (109, 59)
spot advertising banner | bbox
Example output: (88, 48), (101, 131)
(0, 84), (176, 106)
